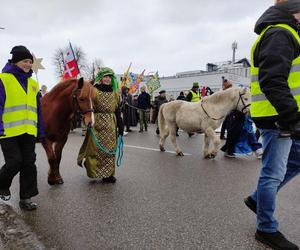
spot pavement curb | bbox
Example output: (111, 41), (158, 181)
(0, 203), (47, 250)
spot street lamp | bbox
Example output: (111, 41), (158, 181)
(232, 41), (238, 64)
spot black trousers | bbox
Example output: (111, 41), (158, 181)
(221, 111), (245, 154)
(0, 134), (38, 199)
(220, 114), (230, 138)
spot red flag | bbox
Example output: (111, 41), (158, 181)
(63, 43), (79, 79)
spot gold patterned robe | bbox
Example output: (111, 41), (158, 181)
(77, 87), (119, 178)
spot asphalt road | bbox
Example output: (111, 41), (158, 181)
(0, 125), (299, 250)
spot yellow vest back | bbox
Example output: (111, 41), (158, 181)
(250, 24), (300, 118)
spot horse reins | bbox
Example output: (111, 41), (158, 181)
(200, 102), (225, 121)
(201, 89), (250, 121)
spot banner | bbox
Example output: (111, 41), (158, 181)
(146, 71), (160, 96)
(119, 62), (132, 90)
(129, 69), (145, 94)
(63, 42), (79, 79)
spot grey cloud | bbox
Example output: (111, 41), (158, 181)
(0, 0), (274, 87)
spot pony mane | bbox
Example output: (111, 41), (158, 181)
(204, 87), (238, 103)
(48, 79), (77, 96)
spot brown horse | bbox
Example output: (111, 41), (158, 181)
(41, 78), (95, 185)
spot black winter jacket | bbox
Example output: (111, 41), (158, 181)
(252, 6), (300, 129)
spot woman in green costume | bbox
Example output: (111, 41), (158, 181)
(77, 67), (124, 183)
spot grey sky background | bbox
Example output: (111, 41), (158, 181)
(0, 0), (273, 88)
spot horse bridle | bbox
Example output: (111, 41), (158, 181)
(72, 88), (94, 115)
(235, 91), (250, 113)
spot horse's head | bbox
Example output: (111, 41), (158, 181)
(235, 87), (251, 113)
(73, 77), (95, 127)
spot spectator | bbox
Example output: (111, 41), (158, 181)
(137, 86), (151, 132)
(186, 82), (201, 102)
(176, 91), (186, 101)
(154, 90), (168, 135)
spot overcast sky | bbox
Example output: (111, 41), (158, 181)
(0, 0), (273, 88)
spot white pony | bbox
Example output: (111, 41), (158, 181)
(158, 87), (251, 158)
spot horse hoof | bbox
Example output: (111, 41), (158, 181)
(177, 152), (184, 156)
(204, 154), (214, 159)
(160, 146), (166, 152)
(48, 179), (64, 186)
(210, 154), (216, 159)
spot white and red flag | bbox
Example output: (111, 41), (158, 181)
(63, 42), (80, 79)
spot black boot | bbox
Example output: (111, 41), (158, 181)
(244, 196), (257, 214)
(156, 128), (160, 135)
(19, 199), (38, 211)
(103, 176), (117, 183)
(255, 230), (299, 250)
(0, 189), (11, 201)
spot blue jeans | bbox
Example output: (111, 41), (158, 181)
(250, 129), (300, 232)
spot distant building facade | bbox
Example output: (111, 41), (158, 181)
(116, 58), (251, 99)
(154, 58), (250, 97)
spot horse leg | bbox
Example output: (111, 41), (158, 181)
(44, 138), (66, 185)
(159, 128), (169, 152)
(204, 127), (220, 159)
(51, 136), (68, 185)
(43, 140), (61, 185)
(169, 125), (184, 156)
(203, 134), (210, 157)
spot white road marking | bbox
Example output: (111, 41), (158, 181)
(124, 145), (192, 156)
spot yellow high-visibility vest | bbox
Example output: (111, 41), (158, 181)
(0, 73), (39, 138)
(250, 24), (300, 118)
(191, 91), (201, 102)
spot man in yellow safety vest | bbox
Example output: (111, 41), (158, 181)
(186, 82), (201, 102)
(244, 1), (300, 249)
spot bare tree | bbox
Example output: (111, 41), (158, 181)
(81, 58), (104, 80)
(53, 48), (64, 79)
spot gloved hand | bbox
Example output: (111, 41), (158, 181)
(275, 122), (292, 138)
(290, 120), (300, 139)
(276, 119), (300, 139)
(36, 137), (46, 144)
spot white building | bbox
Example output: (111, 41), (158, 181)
(153, 58), (251, 98)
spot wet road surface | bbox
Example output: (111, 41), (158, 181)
(0, 125), (299, 249)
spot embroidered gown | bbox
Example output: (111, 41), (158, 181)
(77, 84), (122, 178)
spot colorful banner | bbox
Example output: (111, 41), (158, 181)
(146, 71), (160, 96)
(129, 69), (145, 94)
(119, 62), (132, 90)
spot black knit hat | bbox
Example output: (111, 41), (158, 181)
(276, 0), (300, 14)
(10, 45), (33, 63)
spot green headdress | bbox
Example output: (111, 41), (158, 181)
(95, 67), (119, 92)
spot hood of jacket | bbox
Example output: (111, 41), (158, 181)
(2, 61), (32, 79)
(255, 6), (299, 35)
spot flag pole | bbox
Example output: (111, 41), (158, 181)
(69, 41), (81, 77)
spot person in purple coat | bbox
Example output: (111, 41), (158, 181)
(0, 46), (45, 210)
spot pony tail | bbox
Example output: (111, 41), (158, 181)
(158, 104), (167, 136)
